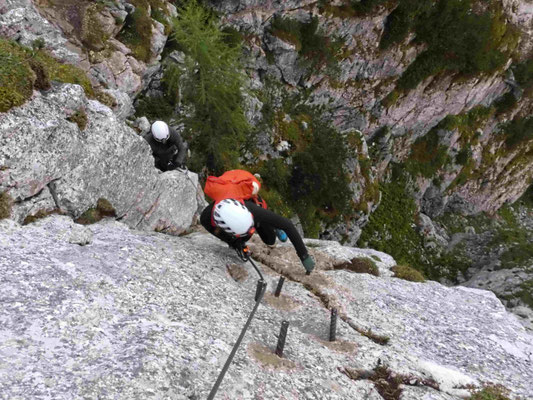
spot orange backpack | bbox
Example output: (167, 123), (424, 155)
(204, 169), (267, 208)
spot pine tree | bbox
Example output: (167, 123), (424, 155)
(170, 1), (249, 174)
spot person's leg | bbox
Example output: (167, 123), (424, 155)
(255, 222), (277, 245)
(200, 203), (215, 233)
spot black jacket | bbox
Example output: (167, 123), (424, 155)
(200, 200), (309, 261)
(144, 127), (187, 171)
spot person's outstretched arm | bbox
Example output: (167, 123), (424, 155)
(244, 202), (309, 259)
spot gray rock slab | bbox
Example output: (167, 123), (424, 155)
(0, 84), (204, 234)
(1, 217), (531, 399)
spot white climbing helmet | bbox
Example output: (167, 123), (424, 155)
(213, 199), (254, 236)
(151, 120), (170, 142)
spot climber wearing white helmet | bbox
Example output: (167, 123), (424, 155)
(143, 120), (188, 172)
(200, 198), (316, 274)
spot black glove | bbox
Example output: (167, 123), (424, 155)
(228, 236), (247, 251)
(166, 160), (177, 171)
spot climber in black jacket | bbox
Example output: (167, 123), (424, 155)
(144, 120), (188, 172)
(200, 198), (316, 274)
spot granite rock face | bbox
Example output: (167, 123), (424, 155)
(0, 83), (205, 234)
(210, 0), (533, 217)
(0, 216), (532, 399)
(0, 0), (84, 63)
(0, 0), (171, 102)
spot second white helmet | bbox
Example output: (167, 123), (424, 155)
(213, 199), (254, 236)
(151, 120), (169, 142)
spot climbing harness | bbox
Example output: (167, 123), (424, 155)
(207, 245), (267, 400)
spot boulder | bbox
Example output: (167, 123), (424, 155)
(0, 83), (205, 234)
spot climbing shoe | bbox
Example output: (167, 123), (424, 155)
(276, 229), (288, 242)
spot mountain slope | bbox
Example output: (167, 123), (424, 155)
(1, 215), (531, 399)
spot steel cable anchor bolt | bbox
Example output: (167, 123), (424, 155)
(329, 308), (337, 342)
(275, 320), (289, 358)
(255, 279), (266, 302)
(274, 276), (285, 297)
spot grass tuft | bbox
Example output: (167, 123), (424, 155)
(0, 191), (13, 220)
(75, 198), (116, 225)
(335, 257), (380, 276)
(67, 108), (88, 131)
(391, 264), (426, 282)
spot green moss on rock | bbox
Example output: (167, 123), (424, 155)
(67, 108), (88, 131)
(96, 198), (116, 217)
(391, 264), (426, 282)
(118, 0), (155, 62)
(22, 208), (65, 225)
(75, 198), (116, 225)
(267, 15), (344, 76)
(0, 191), (13, 220)
(33, 50), (95, 97)
(0, 39), (35, 113)
(335, 257), (380, 276)
(405, 129), (450, 179)
(469, 384), (511, 400)
(390, 0), (519, 92)
(81, 3), (111, 51)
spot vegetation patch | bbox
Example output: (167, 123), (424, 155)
(118, 0), (154, 62)
(468, 384), (511, 400)
(512, 56), (533, 90)
(494, 92), (517, 116)
(275, 112), (312, 152)
(81, 3), (111, 50)
(75, 198), (116, 225)
(491, 205), (533, 269)
(384, 0), (519, 91)
(404, 129), (450, 179)
(318, 0), (392, 18)
(28, 58), (51, 91)
(134, 92), (175, 122)
(0, 39), (35, 112)
(436, 194), (533, 277)
(22, 208), (65, 225)
(499, 115), (533, 149)
(267, 15), (344, 77)
(0, 191), (13, 220)
(255, 100), (354, 237)
(359, 166), (471, 281)
(381, 89), (400, 108)
(358, 168), (426, 270)
(380, 0), (432, 50)
(67, 108), (88, 131)
(440, 106), (491, 145)
(33, 49), (95, 97)
(391, 264), (426, 282)
(0, 37), (103, 113)
(334, 257), (380, 276)
(94, 90), (117, 108)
